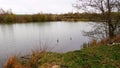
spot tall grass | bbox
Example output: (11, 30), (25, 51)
(4, 42), (60, 68)
(82, 35), (120, 48)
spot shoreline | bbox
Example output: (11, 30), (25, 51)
(5, 44), (120, 68)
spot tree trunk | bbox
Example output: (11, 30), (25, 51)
(107, 0), (114, 39)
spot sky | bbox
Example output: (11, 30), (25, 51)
(0, 0), (76, 14)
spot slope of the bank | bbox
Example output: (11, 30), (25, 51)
(5, 44), (120, 68)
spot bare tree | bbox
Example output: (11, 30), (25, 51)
(74, 0), (120, 40)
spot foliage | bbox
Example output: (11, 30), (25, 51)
(74, 0), (120, 40)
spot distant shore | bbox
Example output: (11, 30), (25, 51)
(0, 9), (119, 24)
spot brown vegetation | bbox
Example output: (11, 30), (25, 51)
(4, 56), (25, 68)
(4, 51), (61, 68)
(89, 35), (120, 47)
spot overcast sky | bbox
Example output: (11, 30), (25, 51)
(0, 0), (76, 14)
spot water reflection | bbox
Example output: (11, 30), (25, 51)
(0, 21), (93, 67)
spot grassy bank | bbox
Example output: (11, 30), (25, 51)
(5, 44), (120, 68)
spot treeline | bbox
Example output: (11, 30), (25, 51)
(0, 9), (120, 23)
(15, 14), (60, 22)
(59, 12), (102, 21)
(60, 12), (120, 21)
(0, 13), (61, 23)
(0, 9), (61, 23)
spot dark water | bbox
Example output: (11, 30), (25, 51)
(0, 21), (93, 67)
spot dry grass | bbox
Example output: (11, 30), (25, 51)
(4, 51), (60, 68)
(4, 43), (57, 68)
(4, 56), (26, 68)
(4, 49), (56, 68)
(112, 35), (120, 43)
(85, 35), (120, 47)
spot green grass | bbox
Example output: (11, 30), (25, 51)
(62, 44), (120, 68)
(5, 44), (120, 68)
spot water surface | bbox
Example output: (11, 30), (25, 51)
(0, 21), (93, 66)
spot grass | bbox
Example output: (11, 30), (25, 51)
(5, 44), (120, 68)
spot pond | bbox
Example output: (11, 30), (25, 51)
(0, 21), (93, 66)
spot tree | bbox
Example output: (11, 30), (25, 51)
(74, 0), (120, 40)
